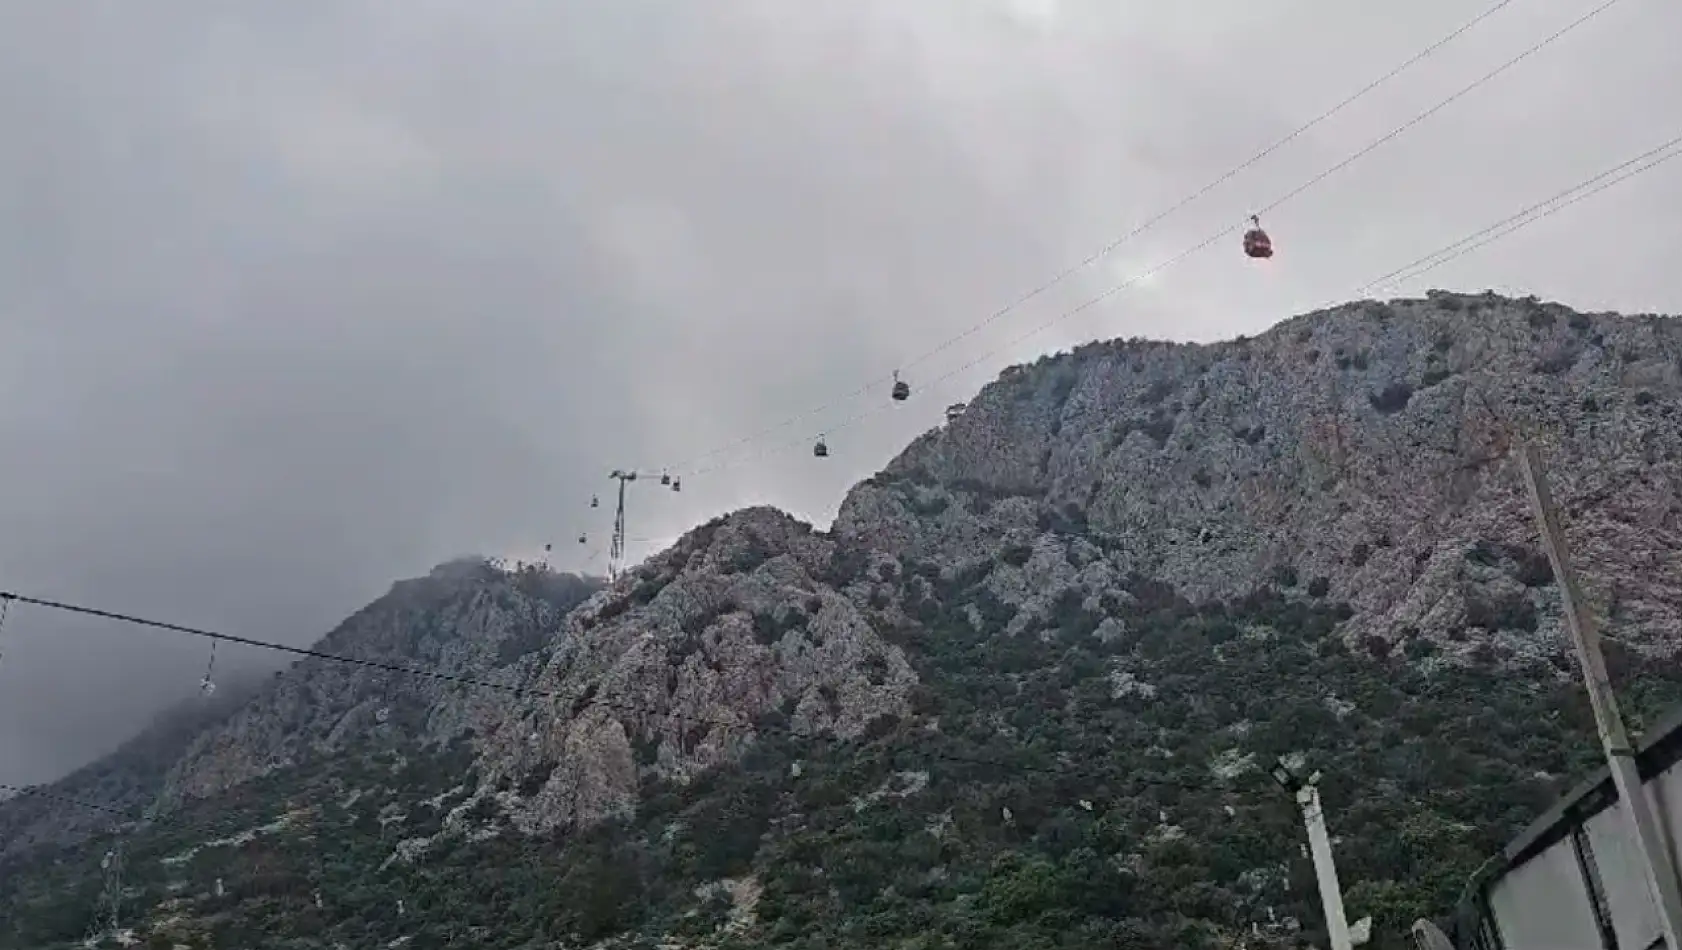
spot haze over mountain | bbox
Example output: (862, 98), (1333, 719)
(7, 294), (1682, 948)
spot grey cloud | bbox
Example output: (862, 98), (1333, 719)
(2, 0), (1678, 784)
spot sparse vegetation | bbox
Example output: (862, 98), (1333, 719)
(9, 570), (1674, 950)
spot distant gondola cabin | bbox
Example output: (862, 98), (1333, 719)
(1242, 215), (1273, 259)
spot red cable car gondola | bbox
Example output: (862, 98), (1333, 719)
(1242, 214), (1273, 260)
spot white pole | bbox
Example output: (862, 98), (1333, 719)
(1299, 783), (1353, 950)
(1521, 443), (1682, 949)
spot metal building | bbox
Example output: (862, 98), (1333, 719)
(1453, 704), (1682, 950)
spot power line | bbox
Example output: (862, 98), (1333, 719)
(652, 0), (1528, 478)
(686, 120), (1675, 481)
(0, 589), (1218, 795)
(1355, 136), (1682, 295)
(890, 0), (1525, 378)
(939, 123), (1678, 415)
(674, 0), (1626, 480)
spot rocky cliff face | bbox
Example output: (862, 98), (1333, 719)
(6, 291), (1682, 950)
(158, 560), (604, 803)
(842, 290), (1682, 660)
(469, 508), (919, 835)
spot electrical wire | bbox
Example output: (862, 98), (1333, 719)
(652, 0), (1606, 480)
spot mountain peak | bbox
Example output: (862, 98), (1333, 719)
(843, 290), (1679, 646)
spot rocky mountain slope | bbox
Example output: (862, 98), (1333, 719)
(841, 289), (1682, 659)
(156, 560), (603, 808)
(0, 562), (603, 862)
(0, 672), (263, 858)
(5, 291), (1682, 950)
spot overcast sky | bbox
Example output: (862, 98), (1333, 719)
(1, 0), (1678, 787)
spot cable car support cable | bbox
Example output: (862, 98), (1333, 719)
(648, 0), (1566, 478)
(680, 124), (1679, 479)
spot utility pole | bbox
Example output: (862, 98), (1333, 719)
(1520, 443), (1682, 948)
(1271, 760), (1352, 950)
(606, 469), (638, 583)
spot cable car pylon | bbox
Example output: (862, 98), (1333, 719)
(606, 469), (638, 582)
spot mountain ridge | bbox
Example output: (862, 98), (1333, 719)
(0, 563), (606, 863)
(841, 289), (1682, 655)
(5, 289), (1682, 948)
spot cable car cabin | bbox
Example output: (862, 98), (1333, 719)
(660, 473), (671, 486)
(1242, 229), (1272, 259)
(813, 439), (829, 458)
(1242, 215), (1273, 259)
(577, 534), (587, 544)
(671, 477), (682, 492)
(590, 495), (599, 508)
(891, 370), (910, 402)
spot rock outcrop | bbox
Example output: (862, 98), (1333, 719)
(466, 508), (917, 834)
(842, 291), (1682, 660)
